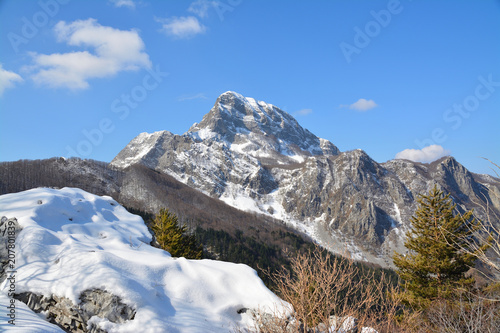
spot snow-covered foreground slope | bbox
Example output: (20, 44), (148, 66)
(0, 187), (285, 332)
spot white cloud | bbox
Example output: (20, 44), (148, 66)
(0, 64), (23, 96)
(29, 19), (151, 90)
(110, 0), (135, 9)
(188, 0), (217, 18)
(395, 145), (451, 163)
(293, 108), (313, 116)
(340, 98), (378, 111)
(158, 16), (206, 39)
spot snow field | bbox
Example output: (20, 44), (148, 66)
(0, 187), (287, 332)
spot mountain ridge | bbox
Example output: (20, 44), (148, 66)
(110, 91), (500, 267)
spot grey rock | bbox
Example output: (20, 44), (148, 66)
(0, 217), (23, 283)
(79, 289), (136, 324)
(15, 289), (135, 333)
(360, 327), (378, 333)
(329, 315), (358, 333)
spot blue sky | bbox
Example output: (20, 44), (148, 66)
(1, 0), (499, 176)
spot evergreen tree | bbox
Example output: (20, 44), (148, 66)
(151, 208), (203, 259)
(393, 185), (481, 309)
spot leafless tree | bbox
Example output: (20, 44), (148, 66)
(438, 159), (500, 293)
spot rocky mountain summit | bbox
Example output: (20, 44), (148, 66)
(111, 92), (500, 267)
(188, 91), (340, 159)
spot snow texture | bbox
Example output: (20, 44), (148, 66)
(0, 187), (285, 332)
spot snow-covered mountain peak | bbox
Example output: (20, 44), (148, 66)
(187, 91), (339, 159)
(111, 130), (173, 169)
(112, 92), (341, 173)
(217, 91), (278, 114)
(111, 92), (344, 228)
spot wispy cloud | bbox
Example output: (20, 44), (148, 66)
(188, 0), (217, 18)
(340, 98), (378, 111)
(0, 64), (23, 96)
(178, 92), (208, 101)
(157, 16), (206, 39)
(28, 19), (151, 90)
(109, 0), (135, 9)
(395, 145), (451, 163)
(293, 108), (313, 116)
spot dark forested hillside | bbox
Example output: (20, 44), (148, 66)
(0, 157), (122, 196)
(0, 158), (316, 262)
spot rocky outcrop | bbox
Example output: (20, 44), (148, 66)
(15, 289), (136, 333)
(252, 310), (376, 333)
(2, 217), (133, 332)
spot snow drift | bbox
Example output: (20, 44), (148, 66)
(0, 187), (285, 332)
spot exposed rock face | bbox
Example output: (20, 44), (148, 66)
(15, 289), (135, 333)
(112, 92), (339, 199)
(189, 91), (340, 158)
(111, 91), (500, 267)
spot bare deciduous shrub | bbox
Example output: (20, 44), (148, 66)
(254, 248), (408, 333)
(421, 291), (500, 333)
(466, 160), (500, 281)
(460, 198), (500, 287)
(440, 159), (500, 296)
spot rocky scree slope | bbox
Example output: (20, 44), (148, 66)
(111, 91), (500, 267)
